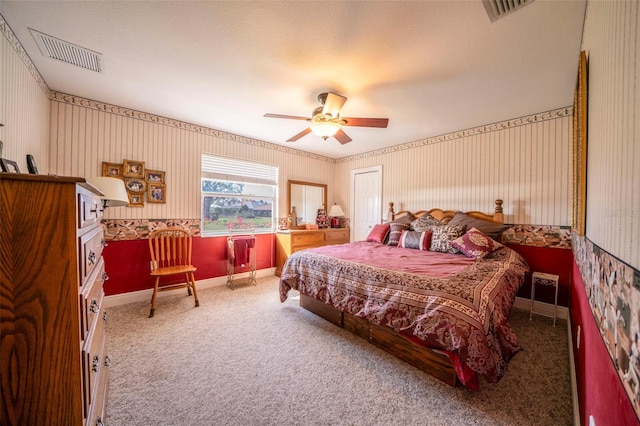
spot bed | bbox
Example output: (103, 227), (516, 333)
(279, 200), (529, 389)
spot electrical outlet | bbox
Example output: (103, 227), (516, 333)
(577, 325), (581, 349)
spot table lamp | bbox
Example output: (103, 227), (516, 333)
(328, 203), (345, 228)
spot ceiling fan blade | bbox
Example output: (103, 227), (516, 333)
(322, 92), (347, 118)
(342, 117), (389, 128)
(264, 113), (310, 121)
(286, 127), (312, 142)
(333, 129), (352, 145)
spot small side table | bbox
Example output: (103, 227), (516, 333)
(529, 271), (559, 326)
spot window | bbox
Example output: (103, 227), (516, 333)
(201, 154), (278, 236)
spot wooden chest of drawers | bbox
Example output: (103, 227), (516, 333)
(0, 174), (109, 425)
(275, 228), (350, 276)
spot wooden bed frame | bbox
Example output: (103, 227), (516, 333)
(388, 199), (504, 224)
(296, 199), (505, 387)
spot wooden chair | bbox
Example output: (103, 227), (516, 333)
(148, 227), (200, 317)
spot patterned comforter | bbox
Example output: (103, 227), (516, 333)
(279, 241), (529, 386)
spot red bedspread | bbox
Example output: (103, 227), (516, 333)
(279, 241), (529, 386)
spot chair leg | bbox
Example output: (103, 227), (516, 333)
(149, 277), (160, 318)
(186, 276), (192, 296)
(190, 272), (200, 307)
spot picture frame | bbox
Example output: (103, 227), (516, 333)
(0, 158), (20, 173)
(123, 159), (145, 179)
(102, 162), (123, 178)
(147, 183), (166, 203)
(124, 178), (146, 193)
(26, 154), (38, 174)
(127, 193), (144, 207)
(145, 169), (165, 183)
(572, 51), (588, 236)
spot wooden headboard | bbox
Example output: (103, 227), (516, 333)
(388, 199), (504, 224)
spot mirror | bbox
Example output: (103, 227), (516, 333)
(288, 180), (327, 225)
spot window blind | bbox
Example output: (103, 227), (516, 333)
(201, 154), (277, 186)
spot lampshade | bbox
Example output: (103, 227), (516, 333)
(88, 177), (129, 207)
(310, 121), (341, 139)
(328, 204), (345, 217)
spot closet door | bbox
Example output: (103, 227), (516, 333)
(350, 166), (382, 242)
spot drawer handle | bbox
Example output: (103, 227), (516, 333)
(102, 271), (109, 281)
(92, 355), (100, 372)
(96, 416), (105, 426)
(88, 251), (97, 265)
(90, 299), (100, 314)
(104, 355), (111, 367)
(103, 310), (108, 322)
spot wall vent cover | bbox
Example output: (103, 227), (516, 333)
(29, 28), (103, 73)
(482, 0), (535, 22)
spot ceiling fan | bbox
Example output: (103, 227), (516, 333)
(264, 92), (389, 144)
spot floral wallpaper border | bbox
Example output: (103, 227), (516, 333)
(102, 219), (201, 241)
(573, 232), (640, 419)
(502, 225), (572, 249)
(104, 219), (571, 249)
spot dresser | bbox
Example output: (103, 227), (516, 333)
(0, 174), (110, 425)
(275, 228), (350, 276)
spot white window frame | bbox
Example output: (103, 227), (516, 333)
(201, 154), (278, 236)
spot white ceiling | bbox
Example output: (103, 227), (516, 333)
(1, 1), (586, 159)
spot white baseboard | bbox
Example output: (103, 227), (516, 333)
(513, 296), (568, 320)
(566, 316), (581, 426)
(104, 267), (276, 308)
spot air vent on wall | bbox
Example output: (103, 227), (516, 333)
(482, 0), (535, 22)
(29, 28), (103, 73)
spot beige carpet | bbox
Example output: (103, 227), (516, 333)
(105, 276), (572, 425)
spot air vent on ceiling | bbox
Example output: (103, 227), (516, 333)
(29, 28), (103, 73)
(482, 0), (535, 22)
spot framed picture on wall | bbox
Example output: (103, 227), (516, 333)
(127, 193), (144, 207)
(102, 162), (123, 178)
(572, 51), (588, 236)
(124, 178), (146, 193)
(145, 169), (165, 183)
(123, 159), (145, 179)
(147, 183), (166, 203)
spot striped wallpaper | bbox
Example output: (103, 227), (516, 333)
(48, 98), (336, 221)
(582, 0), (639, 268)
(0, 17), (49, 175)
(336, 109), (573, 227)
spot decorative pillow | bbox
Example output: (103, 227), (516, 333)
(388, 213), (415, 225)
(429, 224), (467, 254)
(447, 211), (510, 241)
(451, 227), (504, 259)
(386, 222), (410, 246)
(365, 223), (391, 243)
(399, 230), (432, 250)
(411, 214), (441, 232)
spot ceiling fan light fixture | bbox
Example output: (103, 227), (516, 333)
(310, 121), (341, 140)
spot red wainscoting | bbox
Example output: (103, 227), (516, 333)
(570, 259), (638, 426)
(506, 244), (573, 306)
(102, 233), (276, 296)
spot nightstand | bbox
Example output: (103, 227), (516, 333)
(529, 271), (560, 326)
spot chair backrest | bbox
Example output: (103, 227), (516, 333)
(148, 227), (193, 271)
